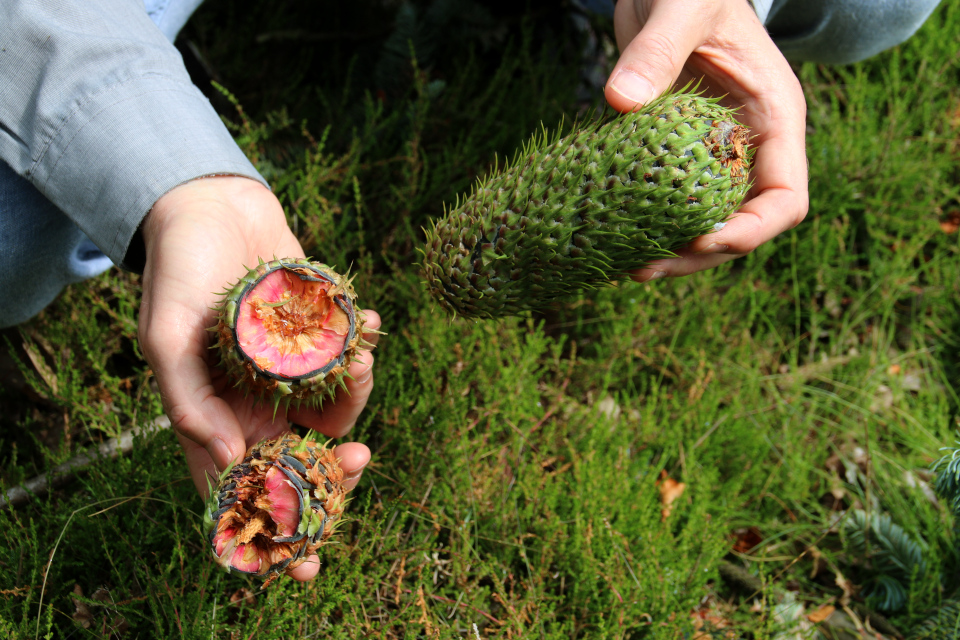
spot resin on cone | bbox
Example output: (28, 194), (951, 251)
(204, 432), (348, 586)
(420, 91), (752, 317)
(215, 258), (364, 412)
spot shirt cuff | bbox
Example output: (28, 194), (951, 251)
(30, 75), (266, 270)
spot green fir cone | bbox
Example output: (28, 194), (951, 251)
(420, 91), (752, 318)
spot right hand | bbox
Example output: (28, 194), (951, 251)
(604, 0), (809, 281)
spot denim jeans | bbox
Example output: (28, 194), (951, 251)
(766, 0), (943, 63)
(0, 0), (943, 327)
(0, 161), (115, 326)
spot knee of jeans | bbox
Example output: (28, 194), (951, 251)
(768, 0), (942, 64)
(0, 164), (113, 327)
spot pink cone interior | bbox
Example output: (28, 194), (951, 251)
(261, 466), (301, 537)
(231, 543), (262, 573)
(236, 269), (351, 377)
(213, 526), (239, 558)
(213, 527), (262, 574)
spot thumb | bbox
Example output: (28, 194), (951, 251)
(604, 0), (716, 112)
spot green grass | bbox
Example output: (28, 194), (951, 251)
(1, 0), (959, 637)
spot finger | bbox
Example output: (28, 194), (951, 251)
(280, 442), (370, 583)
(141, 307), (247, 475)
(683, 188), (808, 257)
(287, 348), (375, 438)
(630, 187), (805, 283)
(335, 442), (372, 491)
(286, 554), (321, 581)
(177, 431), (218, 496)
(605, 0), (718, 111)
(164, 370), (245, 472)
(630, 249), (740, 282)
(359, 309), (383, 349)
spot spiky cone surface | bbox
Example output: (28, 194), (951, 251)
(215, 258), (365, 412)
(420, 91), (752, 318)
(204, 433), (348, 585)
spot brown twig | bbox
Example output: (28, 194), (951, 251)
(1, 416), (171, 509)
(424, 591), (503, 626)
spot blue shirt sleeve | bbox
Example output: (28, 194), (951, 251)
(0, 0), (267, 267)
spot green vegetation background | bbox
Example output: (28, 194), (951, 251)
(1, 0), (958, 637)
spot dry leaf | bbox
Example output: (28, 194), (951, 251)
(732, 527), (763, 554)
(22, 339), (58, 396)
(229, 588), (256, 606)
(807, 604), (836, 624)
(657, 470), (686, 521)
(90, 586), (111, 603)
(808, 546), (827, 580)
(110, 616), (130, 635)
(71, 584), (94, 629)
(940, 210), (960, 234)
(833, 568), (855, 606)
(691, 600), (738, 640)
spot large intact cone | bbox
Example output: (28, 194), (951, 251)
(419, 91), (752, 318)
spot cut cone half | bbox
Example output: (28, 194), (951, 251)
(205, 433), (348, 585)
(215, 258), (365, 411)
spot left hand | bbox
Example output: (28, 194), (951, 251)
(138, 176), (381, 582)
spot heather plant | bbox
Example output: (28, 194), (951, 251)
(0, 1), (959, 638)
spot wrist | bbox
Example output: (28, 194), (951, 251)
(141, 175), (276, 252)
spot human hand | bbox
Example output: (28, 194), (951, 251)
(604, 0), (808, 280)
(138, 176), (381, 581)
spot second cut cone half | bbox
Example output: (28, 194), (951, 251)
(203, 432), (348, 586)
(215, 258), (365, 412)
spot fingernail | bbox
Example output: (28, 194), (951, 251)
(346, 461), (369, 480)
(355, 368), (373, 385)
(609, 70), (654, 105)
(209, 437), (234, 468)
(647, 270), (667, 281)
(696, 243), (729, 255)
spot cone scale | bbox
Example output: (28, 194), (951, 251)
(420, 91), (752, 318)
(215, 258), (364, 411)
